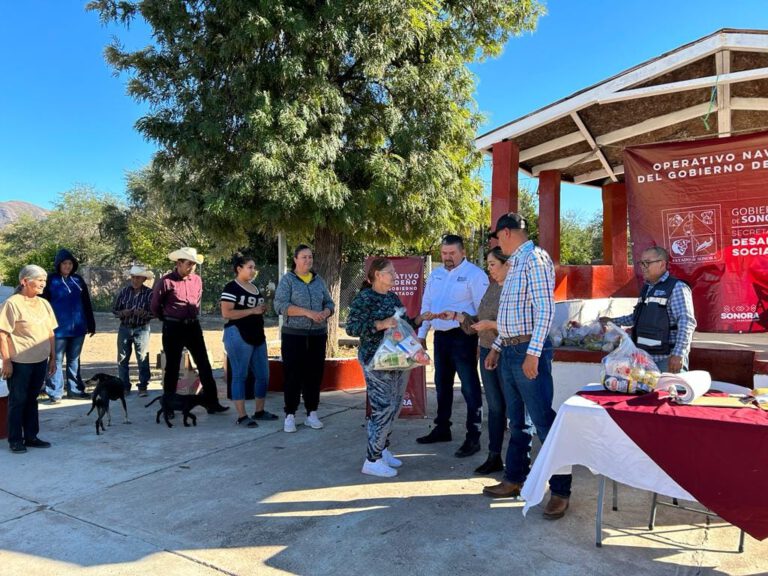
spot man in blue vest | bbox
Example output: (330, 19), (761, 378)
(602, 246), (696, 373)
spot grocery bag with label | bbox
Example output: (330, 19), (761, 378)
(601, 322), (661, 394)
(367, 308), (431, 371)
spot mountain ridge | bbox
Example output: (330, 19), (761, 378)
(0, 201), (49, 228)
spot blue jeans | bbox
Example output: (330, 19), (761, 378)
(223, 326), (269, 401)
(46, 334), (85, 399)
(8, 360), (47, 445)
(362, 354), (409, 461)
(499, 338), (572, 497)
(433, 329), (482, 442)
(479, 347), (507, 454)
(117, 324), (151, 391)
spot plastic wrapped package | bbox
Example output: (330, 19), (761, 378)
(556, 319), (620, 352)
(601, 322), (661, 394)
(367, 308), (431, 371)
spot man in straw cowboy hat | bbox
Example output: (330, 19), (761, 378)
(151, 248), (229, 413)
(112, 265), (155, 397)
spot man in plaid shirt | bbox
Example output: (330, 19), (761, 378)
(481, 212), (572, 520)
(112, 265), (155, 396)
(602, 246), (696, 373)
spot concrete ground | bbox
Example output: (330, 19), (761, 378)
(1, 372), (767, 576)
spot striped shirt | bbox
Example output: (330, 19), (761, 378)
(493, 240), (555, 357)
(611, 271), (696, 364)
(112, 285), (153, 328)
(220, 280), (265, 346)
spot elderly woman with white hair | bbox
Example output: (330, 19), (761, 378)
(0, 265), (58, 453)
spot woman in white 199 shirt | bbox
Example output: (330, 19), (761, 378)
(220, 252), (278, 428)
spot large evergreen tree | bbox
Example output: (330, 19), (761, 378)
(88, 0), (544, 353)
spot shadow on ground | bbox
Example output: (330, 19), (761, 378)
(0, 374), (764, 576)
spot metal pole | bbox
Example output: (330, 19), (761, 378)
(277, 232), (288, 330)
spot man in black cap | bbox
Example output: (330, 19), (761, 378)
(482, 212), (572, 520)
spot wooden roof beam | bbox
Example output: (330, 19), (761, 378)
(596, 103), (713, 146)
(570, 112), (617, 182)
(532, 151), (597, 176)
(717, 50), (731, 137)
(573, 165), (625, 185)
(731, 97), (768, 110)
(519, 131), (586, 162)
(597, 66), (768, 105)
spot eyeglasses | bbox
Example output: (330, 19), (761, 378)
(637, 259), (663, 268)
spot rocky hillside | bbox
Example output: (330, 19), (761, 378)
(0, 201), (48, 228)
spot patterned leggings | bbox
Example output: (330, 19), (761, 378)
(363, 359), (409, 462)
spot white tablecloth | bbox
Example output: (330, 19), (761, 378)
(520, 385), (695, 515)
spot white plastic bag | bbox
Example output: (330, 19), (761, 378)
(367, 308), (431, 371)
(601, 322), (661, 394)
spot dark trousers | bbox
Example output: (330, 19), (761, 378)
(8, 360), (47, 445)
(281, 331), (327, 415)
(161, 320), (219, 407)
(433, 329), (483, 442)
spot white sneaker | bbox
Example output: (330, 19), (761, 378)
(284, 414), (297, 433)
(305, 411), (324, 429)
(361, 458), (398, 478)
(382, 448), (402, 468)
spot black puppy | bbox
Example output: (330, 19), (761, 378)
(84, 373), (130, 435)
(145, 394), (205, 428)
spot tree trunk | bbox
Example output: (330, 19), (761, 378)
(313, 226), (343, 357)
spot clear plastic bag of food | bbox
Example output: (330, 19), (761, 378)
(601, 322), (661, 394)
(560, 319), (618, 352)
(367, 308), (431, 371)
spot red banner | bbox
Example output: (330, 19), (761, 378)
(624, 131), (768, 332)
(364, 256), (427, 418)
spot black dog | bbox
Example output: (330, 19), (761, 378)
(84, 373), (130, 435)
(145, 394), (206, 428)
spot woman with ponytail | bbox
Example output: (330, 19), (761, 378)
(346, 258), (428, 478)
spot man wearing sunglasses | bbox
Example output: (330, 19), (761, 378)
(601, 246), (696, 374)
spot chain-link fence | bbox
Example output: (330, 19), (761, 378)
(82, 261), (372, 320)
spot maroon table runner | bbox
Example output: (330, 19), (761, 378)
(578, 390), (768, 540)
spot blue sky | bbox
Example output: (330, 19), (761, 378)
(2, 1), (768, 220)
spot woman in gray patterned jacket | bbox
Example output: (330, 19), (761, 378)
(273, 245), (335, 433)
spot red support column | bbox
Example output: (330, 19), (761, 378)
(602, 182), (628, 274)
(491, 140), (519, 228)
(538, 170), (561, 265)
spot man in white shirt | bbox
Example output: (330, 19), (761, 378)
(416, 235), (489, 457)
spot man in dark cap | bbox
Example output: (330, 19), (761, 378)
(482, 213), (572, 520)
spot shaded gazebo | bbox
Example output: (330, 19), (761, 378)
(477, 28), (768, 299)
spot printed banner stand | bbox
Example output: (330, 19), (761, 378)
(624, 131), (768, 333)
(363, 256), (428, 418)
